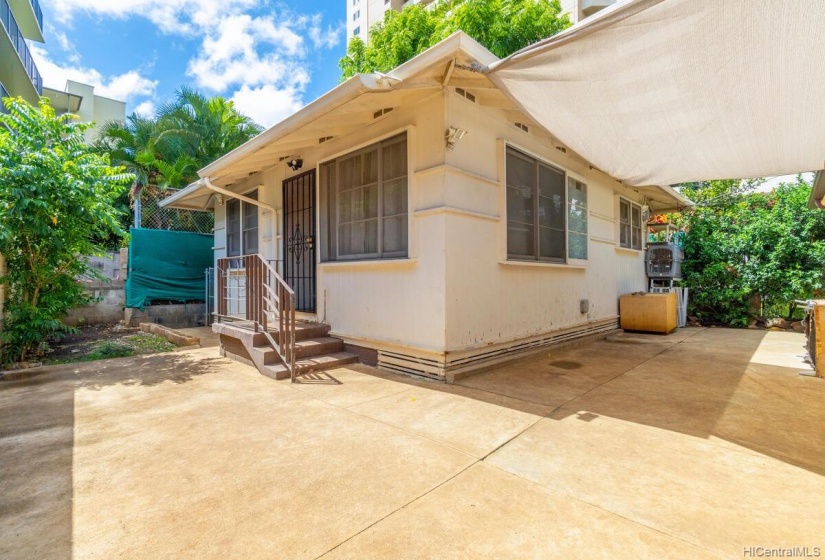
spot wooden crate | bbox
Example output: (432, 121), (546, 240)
(619, 293), (678, 334)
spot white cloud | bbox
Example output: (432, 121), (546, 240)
(39, 0), (344, 128)
(186, 14), (309, 94)
(133, 100), (157, 119)
(41, 0), (258, 35)
(31, 45), (157, 103)
(230, 84), (305, 129)
(308, 16), (343, 50)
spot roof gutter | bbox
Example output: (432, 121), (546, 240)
(159, 177), (278, 212)
(200, 177), (276, 212)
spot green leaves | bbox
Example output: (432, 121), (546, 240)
(681, 177), (825, 326)
(338, 0), (571, 80)
(0, 97), (133, 364)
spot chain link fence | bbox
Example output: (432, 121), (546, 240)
(136, 187), (214, 234)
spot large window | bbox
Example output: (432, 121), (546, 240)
(506, 147), (588, 263)
(226, 190), (259, 257)
(619, 198), (643, 250)
(320, 134), (408, 261)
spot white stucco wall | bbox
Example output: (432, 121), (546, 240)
(440, 90), (647, 351)
(214, 92), (449, 355)
(212, 87), (648, 359)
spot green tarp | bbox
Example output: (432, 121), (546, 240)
(126, 228), (213, 309)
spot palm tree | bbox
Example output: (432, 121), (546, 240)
(154, 86), (263, 170)
(94, 88), (262, 230)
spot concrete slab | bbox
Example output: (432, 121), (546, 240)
(177, 326), (221, 348)
(1, 328), (823, 559)
(486, 329), (825, 558)
(321, 463), (720, 560)
(347, 387), (545, 457)
(0, 350), (474, 560)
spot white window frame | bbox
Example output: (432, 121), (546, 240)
(618, 197), (643, 251)
(503, 144), (589, 265)
(319, 133), (410, 263)
(226, 188), (259, 257)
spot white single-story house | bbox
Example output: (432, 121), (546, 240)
(162, 32), (689, 381)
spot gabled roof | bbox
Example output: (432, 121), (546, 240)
(201, 32), (501, 187)
(164, 31), (689, 212)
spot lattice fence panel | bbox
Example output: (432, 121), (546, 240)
(137, 187), (214, 234)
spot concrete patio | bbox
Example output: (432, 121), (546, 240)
(1, 327), (823, 559)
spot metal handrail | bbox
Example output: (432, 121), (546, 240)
(216, 254), (297, 380)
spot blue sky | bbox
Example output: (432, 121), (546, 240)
(33, 0), (348, 127)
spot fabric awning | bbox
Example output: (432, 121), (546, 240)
(487, 0), (825, 187)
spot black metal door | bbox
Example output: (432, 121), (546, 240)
(283, 170), (316, 312)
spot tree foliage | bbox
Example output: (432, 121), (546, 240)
(0, 98), (132, 363)
(679, 177), (825, 326)
(94, 87), (262, 233)
(339, 0), (571, 79)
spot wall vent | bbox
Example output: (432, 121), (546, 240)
(373, 107), (393, 119)
(376, 319), (619, 380)
(515, 122), (529, 133)
(455, 87), (476, 103)
(556, 146), (568, 154)
(318, 136), (334, 144)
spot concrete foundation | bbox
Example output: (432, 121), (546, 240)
(125, 303), (207, 329)
(62, 251), (128, 327)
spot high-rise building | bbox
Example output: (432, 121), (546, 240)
(0, 0), (44, 108)
(346, 0), (618, 44)
(559, 0), (618, 24)
(347, 0), (438, 44)
(43, 81), (127, 144)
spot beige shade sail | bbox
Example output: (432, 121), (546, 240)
(487, 0), (825, 187)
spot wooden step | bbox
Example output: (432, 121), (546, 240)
(294, 337), (344, 359)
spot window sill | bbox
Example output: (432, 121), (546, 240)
(499, 260), (587, 269)
(319, 258), (417, 269)
(615, 246), (644, 255)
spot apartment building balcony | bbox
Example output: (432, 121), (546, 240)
(7, 0), (42, 41)
(0, 0), (43, 103)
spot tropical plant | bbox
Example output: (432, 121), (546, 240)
(0, 97), (132, 363)
(678, 176), (825, 326)
(94, 88), (262, 232)
(339, 0), (571, 80)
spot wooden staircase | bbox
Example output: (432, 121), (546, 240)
(214, 321), (358, 380)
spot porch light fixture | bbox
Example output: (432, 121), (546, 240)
(287, 158), (303, 171)
(445, 126), (468, 150)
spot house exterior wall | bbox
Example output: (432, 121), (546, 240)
(440, 89), (646, 353)
(214, 92), (449, 356)
(212, 86), (648, 375)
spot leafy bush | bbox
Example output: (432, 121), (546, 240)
(679, 177), (825, 326)
(0, 98), (132, 363)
